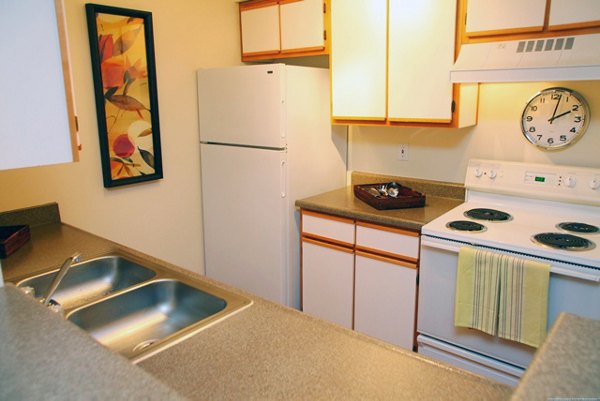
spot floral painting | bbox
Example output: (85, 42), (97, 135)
(86, 4), (163, 187)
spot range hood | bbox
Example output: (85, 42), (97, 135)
(451, 33), (600, 83)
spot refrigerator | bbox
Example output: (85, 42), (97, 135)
(197, 64), (347, 309)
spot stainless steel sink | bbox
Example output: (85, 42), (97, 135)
(67, 279), (244, 362)
(16, 255), (156, 310)
(13, 251), (252, 362)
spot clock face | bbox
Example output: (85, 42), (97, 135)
(521, 87), (589, 151)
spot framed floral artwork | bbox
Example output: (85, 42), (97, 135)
(85, 4), (163, 187)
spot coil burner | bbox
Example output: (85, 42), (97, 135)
(556, 222), (599, 234)
(464, 208), (512, 222)
(446, 220), (487, 233)
(532, 232), (596, 251)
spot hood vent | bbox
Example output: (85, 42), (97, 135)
(450, 33), (600, 83)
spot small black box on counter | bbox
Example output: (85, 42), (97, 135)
(0, 225), (30, 258)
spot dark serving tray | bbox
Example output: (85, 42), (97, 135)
(354, 183), (426, 210)
(0, 225), (30, 258)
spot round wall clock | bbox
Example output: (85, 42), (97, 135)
(521, 87), (590, 151)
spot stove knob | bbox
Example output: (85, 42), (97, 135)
(564, 176), (577, 188)
(488, 169), (497, 179)
(590, 178), (600, 190)
(474, 168), (483, 177)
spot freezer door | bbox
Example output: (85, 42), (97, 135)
(197, 65), (285, 148)
(200, 144), (287, 304)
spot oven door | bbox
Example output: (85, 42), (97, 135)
(417, 235), (600, 373)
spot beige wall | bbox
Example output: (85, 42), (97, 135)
(0, 0), (242, 274)
(2, 1), (600, 277)
(349, 81), (600, 183)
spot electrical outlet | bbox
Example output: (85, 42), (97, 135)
(398, 144), (409, 161)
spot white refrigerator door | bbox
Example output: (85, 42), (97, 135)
(200, 143), (287, 303)
(197, 64), (285, 148)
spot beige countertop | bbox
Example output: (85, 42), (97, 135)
(0, 210), (512, 400)
(295, 172), (464, 230)
(510, 313), (600, 401)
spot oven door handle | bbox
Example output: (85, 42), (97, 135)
(421, 238), (600, 283)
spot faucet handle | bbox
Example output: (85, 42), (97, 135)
(41, 251), (82, 306)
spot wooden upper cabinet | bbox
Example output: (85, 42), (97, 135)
(330, 0), (387, 121)
(240, 1), (281, 57)
(280, 0), (324, 52)
(548, 0), (600, 31)
(388, 0), (456, 123)
(0, 0), (79, 171)
(465, 0), (546, 36)
(240, 0), (328, 61)
(461, 0), (600, 42)
(331, 0), (478, 128)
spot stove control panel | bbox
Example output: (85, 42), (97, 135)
(466, 159), (600, 206)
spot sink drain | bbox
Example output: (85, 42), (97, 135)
(133, 339), (159, 352)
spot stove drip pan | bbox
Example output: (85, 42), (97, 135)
(532, 233), (596, 251)
(556, 222), (599, 234)
(464, 208), (512, 222)
(446, 220), (487, 233)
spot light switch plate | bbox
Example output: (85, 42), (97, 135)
(398, 144), (409, 161)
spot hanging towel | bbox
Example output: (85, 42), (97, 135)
(454, 247), (501, 337)
(497, 255), (550, 348)
(454, 246), (550, 348)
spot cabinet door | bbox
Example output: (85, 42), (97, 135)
(465, 0), (546, 36)
(302, 239), (354, 328)
(388, 0), (455, 122)
(548, 0), (600, 30)
(330, 0), (387, 120)
(240, 1), (280, 56)
(280, 0), (324, 53)
(354, 252), (417, 350)
(0, 0), (78, 170)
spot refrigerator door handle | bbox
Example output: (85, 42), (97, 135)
(280, 160), (286, 198)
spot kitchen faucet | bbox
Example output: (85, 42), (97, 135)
(41, 252), (81, 306)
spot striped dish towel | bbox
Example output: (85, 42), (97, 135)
(454, 247), (501, 337)
(497, 255), (550, 348)
(454, 247), (550, 348)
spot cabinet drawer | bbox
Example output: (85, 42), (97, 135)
(302, 211), (354, 245)
(356, 222), (419, 261)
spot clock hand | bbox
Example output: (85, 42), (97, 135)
(549, 94), (562, 124)
(549, 110), (572, 123)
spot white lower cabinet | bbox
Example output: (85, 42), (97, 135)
(301, 210), (419, 350)
(302, 239), (354, 329)
(354, 252), (417, 350)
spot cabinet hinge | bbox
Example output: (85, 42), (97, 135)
(324, 30), (327, 41)
(323, 2), (326, 13)
(451, 100), (456, 113)
(416, 273), (419, 286)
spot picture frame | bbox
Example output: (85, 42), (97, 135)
(85, 4), (163, 188)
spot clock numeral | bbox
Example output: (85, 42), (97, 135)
(570, 127), (577, 133)
(526, 116), (533, 122)
(537, 134), (543, 141)
(540, 97), (546, 103)
(551, 93), (560, 100)
(560, 135), (567, 142)
(531, 105), (538, 112)
(547, 138), (555, 145)
(529, 127), (536, 133)
(574, 116), (582, 123)
(572, 105), (579, 112)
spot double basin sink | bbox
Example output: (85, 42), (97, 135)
(13, 252), (252, 363)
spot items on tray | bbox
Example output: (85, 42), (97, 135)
(0, 225), (30, 258)
(354, 182), (426, 210)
